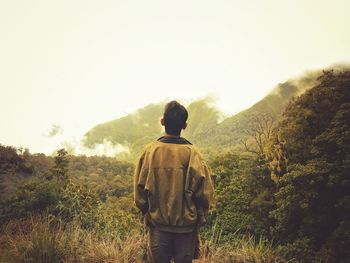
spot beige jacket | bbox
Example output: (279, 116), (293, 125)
(134, 140), (214, 233)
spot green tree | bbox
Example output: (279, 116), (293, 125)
(270, 69), (350, 262)
(51, 148), (69, 185)
(209, 152), (275, 239)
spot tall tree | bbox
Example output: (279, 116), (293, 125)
(270, 70), (350, 262)
(51, 148), (69, 185)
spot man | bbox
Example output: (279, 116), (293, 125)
(134, 100), (214, 263)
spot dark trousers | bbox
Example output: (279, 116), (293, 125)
(147, 226), (196, 263)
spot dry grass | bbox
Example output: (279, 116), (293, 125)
(196, 235), (294, 263)
(0, 215), (147, 263)
(0, 215), (292, 263)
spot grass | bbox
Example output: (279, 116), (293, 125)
(0, 215), (293, 263)
(198, 235), (295, 263)
(0, 215), (146, 263)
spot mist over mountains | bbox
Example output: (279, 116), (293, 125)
(82, 64), (349, 160)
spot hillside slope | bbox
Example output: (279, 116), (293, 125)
(82, 98), (221, 159)
(192, 70), (322, 154)
(82, 64), (349, 159)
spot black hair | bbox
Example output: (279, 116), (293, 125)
(163, 100), (188, 135)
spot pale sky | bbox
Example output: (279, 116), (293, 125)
(1, 0), (349, 155)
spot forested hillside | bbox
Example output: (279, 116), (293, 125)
(0, 67), (349, 262)
(83, 65), (349, 160)
(195, 74), (322, 155)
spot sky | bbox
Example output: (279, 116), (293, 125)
(1, 0), (350, 155)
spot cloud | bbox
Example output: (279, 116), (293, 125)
(46, 124), (63, 138)
(58, 137), (129, 157)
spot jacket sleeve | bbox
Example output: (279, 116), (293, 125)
(190, 150), (215, 224)
(133, 151), (148, 215)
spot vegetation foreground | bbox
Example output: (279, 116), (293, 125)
(0, 215), (288, 263)
(0, 151), (288, 263)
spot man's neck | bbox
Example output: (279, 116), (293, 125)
(164, 133), (181, 138)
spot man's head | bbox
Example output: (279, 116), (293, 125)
(161, 100), (188, 136)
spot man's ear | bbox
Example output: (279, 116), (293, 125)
(183, 122), (187, 130)
(160, 117), (165, 126)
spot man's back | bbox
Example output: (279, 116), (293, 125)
(134, 139), (212, 233)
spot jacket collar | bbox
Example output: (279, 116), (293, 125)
(157, 136), (192, 145)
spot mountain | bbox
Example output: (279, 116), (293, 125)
(190, 70), (322, 155)
(82, 102), (165, 156)
(82, 64), (350, 160)
(82, 97), (221, 160)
